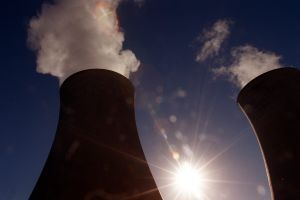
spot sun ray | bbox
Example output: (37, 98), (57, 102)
(199, 133), (246, 171)
(121, 183), (175, 200)
(201, 178), (252, 185)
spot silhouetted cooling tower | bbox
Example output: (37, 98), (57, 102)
(29, 69), (163, 200)
(237, 67), (300, 200)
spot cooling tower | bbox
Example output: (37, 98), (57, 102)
(29, 69), (163, 200)
(237, 67), (300, 200)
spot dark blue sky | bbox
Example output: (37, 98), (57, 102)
(1, 0), (300, 199)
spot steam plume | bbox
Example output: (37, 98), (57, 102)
(28, 0), (140, 84)
(213, 45), (285, 88)
(196, 19), (231, 62)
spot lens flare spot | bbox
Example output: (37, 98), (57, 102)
(95, 1), (119, 31)
(172, 151), (180, 161)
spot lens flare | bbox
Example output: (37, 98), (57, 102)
(174, 162), (205, 199)
(94, 1), (119, 32)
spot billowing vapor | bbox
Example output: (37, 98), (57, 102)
(213, 45), (285, 88)
(196, 19), (231, 62)
(28, 0), (140, 83)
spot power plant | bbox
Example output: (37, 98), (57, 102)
(238, 67), (300, 200)
(28, 67), (300, 200)
(29, 69), (163, 200)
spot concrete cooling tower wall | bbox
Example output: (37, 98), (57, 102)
(29, 69), (163, 200)
(238, 67), (300, 200)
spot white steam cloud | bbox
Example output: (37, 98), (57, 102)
(196, 19), (231, 62)
(28, 0), (140, 83)
(213, 45), (285, 88)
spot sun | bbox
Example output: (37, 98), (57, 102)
(174, 162), (206, 199)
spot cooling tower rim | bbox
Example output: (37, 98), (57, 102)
(237, 67), (300, 104)
(60, 68), (133, 89)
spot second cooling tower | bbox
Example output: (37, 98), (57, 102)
(29, 69), (163, 200)
(238, 67), (300, 200)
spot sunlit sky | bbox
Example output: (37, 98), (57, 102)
(1, 0), (300, 199)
